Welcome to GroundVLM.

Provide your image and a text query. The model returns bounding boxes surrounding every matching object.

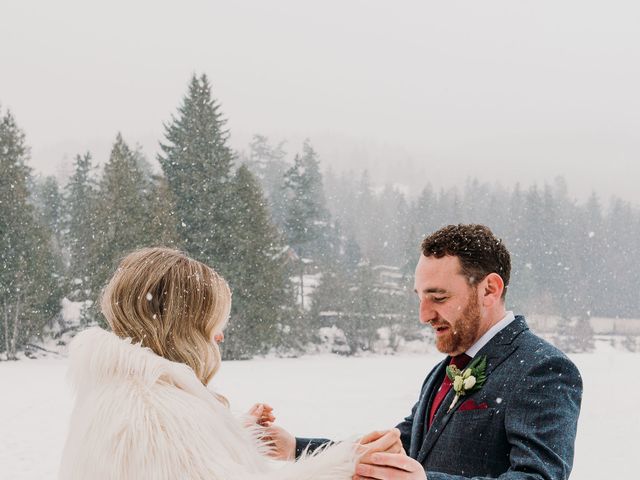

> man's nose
[419,300,436,325]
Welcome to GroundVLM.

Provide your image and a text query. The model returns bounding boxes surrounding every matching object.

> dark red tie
[428,353,472,428]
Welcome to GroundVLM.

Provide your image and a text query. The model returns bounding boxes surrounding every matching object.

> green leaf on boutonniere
[445,364,462,381]
[446,355,488,412]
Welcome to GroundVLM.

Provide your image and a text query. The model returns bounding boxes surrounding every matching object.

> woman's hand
[263,424,296,461]
[245,403,275,427]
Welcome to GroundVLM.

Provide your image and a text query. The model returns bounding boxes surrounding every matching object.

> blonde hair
[101,247,231,390]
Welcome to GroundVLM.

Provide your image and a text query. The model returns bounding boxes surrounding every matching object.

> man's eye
[433,297,447,303]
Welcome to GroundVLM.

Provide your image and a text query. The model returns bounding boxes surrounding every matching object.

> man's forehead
[416,254,462,273]
[413,286,449,294]
[414,255,464,289]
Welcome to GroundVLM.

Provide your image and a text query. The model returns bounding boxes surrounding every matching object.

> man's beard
[435,292,481,355]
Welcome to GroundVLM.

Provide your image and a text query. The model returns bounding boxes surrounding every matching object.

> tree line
[1,74,638,360]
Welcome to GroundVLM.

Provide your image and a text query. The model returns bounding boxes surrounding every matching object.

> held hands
[244,406,425,479]
[354,429,426,480]
[262,425,406,465]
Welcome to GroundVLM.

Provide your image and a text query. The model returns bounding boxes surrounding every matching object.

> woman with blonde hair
[59,247,399,479]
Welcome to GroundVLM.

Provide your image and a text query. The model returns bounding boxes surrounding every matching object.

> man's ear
[481,273,504,307]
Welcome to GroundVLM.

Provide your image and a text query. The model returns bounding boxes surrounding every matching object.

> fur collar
[68,327,217,407]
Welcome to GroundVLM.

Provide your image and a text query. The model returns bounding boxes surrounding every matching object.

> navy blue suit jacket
[297,316,583,479]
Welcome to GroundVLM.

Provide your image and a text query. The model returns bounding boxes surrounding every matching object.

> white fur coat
[59,328,356,480]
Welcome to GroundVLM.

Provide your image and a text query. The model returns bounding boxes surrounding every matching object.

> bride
[59,247,400,479]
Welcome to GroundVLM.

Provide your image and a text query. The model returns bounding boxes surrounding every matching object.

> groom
[269,224,582,479]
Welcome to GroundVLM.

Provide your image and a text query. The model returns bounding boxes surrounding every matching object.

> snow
[1,352,637,479]
[60,298,83,324]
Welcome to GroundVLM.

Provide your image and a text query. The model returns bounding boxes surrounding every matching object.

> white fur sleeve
[254,440,358,480]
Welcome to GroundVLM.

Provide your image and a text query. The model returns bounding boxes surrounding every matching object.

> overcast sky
[1,0,639,204]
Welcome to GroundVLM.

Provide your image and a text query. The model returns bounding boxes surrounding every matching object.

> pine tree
[222,165,295,358]
[603,197,637,316]
[310,259,387,355]
[344,235,363,272]
[310,258,353,330]
[244,135,289,227]
[64,152,99,295]
[401,224,421,276]
[345,261,381,353]
[87,133,155,313]
[282,140,330,259]
[376,185,410,266]
[146,174,180,247]
[413,184,436,238]
[33,176,64,248]
[353,171,379,259]
[560,189,598,317]
[0,108,61,359]
[158,74,235,271]
[282,140,341,321]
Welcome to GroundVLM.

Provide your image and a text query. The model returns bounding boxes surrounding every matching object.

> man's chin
[435,337,470,356]
[435,338,455,355]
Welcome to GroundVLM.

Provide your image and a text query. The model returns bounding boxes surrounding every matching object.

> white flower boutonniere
[446,355,488,412]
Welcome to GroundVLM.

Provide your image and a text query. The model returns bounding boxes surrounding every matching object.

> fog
[2,5,639,475]
[1,0,639,202]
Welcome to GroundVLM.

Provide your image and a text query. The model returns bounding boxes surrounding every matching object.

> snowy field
[1,351,637,479]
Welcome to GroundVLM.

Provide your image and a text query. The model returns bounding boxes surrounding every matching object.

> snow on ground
[1,352,637,479]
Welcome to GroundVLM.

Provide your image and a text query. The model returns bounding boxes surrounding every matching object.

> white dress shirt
[465,311,516,358]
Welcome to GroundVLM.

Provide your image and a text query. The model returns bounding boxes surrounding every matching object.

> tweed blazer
[397,315,582,479]
[297,316,582,479]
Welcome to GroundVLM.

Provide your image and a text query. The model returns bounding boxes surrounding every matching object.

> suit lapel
[416,316,529,463]
[409,358,448,459]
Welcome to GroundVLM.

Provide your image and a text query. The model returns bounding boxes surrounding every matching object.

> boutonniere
[446,355,487,412]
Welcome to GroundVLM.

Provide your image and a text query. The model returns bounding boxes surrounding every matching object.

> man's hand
[263,424,296,461]
[245,403,275,427]
[358,429,405,460]
[354,429,407,480]
[354,452,426,480]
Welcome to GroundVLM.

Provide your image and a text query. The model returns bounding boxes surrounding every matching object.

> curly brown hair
[421,224,511,299]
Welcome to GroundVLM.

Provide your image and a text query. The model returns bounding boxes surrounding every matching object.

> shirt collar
[465,311,515,358]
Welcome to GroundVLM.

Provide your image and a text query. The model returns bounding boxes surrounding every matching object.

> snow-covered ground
[1,351,636,479]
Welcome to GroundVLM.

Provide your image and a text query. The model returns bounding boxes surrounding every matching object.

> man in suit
[268,224,582,479]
